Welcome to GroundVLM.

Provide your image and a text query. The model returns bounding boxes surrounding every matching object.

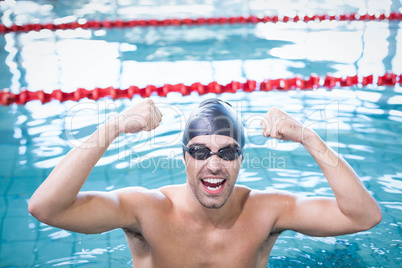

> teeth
[203,178,224,184]
[206,184,223,191]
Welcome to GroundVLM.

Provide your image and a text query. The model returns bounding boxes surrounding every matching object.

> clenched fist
[117,98,163,134]
[260,107,305,144]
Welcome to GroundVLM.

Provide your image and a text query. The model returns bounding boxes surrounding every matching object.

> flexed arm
[261,107,382,236]
[28,98,162,234]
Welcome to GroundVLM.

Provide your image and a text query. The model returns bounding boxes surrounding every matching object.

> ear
[182,152,189,173]
[182,150,186,164]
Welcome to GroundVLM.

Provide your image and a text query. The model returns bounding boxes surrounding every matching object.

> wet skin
[28,100,382,268]
[122,135,282,267]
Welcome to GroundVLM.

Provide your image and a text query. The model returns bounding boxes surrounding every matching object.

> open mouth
[201,178,226,194]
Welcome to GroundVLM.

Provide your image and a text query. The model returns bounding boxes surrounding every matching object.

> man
[29,98,382,268]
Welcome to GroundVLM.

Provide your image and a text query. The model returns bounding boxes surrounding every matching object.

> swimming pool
[0,0,401,267]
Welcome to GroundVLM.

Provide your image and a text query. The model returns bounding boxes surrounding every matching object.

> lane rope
[1,12,401,34]
[1,72,400,105]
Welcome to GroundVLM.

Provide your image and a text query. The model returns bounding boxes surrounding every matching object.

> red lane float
[1,72,400,105]
[1,12,401,34]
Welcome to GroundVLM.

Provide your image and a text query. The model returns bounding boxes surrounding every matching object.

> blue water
[1,0,402,267]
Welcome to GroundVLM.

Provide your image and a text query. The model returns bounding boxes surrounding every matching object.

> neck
[183,183,240,227]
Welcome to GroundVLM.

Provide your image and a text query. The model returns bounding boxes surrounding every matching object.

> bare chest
[126,214,277,268]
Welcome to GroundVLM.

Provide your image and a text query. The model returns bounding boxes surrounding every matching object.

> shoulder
[243,187,299,211]
[114,186,165,198]
[236,186,300,233]
[251,188,297,199]
[114,186,173,210]
[115,184,185,204]
[240,185,296,200]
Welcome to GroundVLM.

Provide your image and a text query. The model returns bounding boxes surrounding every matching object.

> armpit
[123,228,151,256]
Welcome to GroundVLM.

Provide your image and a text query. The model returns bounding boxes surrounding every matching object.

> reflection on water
[1,3,402,92]
[2,87,401,267]
[0,0,401,267]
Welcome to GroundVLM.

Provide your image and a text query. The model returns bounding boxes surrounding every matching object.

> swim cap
[182,98,245,148]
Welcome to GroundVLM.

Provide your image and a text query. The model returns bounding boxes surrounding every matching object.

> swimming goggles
[182,144,242,161]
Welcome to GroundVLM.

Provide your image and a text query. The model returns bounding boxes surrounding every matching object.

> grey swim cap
[182,98,245,148]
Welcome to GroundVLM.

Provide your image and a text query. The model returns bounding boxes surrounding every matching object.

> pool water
[1,0,401,267]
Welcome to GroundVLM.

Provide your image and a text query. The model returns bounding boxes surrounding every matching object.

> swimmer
[29,98,382,267]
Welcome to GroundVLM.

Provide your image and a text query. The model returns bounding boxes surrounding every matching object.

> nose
[205,154,222,174]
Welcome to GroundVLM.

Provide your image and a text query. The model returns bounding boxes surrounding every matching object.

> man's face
[184,134,242,209]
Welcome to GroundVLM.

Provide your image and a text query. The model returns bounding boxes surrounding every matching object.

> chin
[199,199,227,209]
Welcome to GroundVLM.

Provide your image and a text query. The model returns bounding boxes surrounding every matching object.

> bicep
[48,187,145,234]
[274,195,363,237]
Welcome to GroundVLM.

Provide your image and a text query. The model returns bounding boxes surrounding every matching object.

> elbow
[28,198,42,221]
[360,207,382,231]
[28,197,52,224]
[370,208,383,229]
